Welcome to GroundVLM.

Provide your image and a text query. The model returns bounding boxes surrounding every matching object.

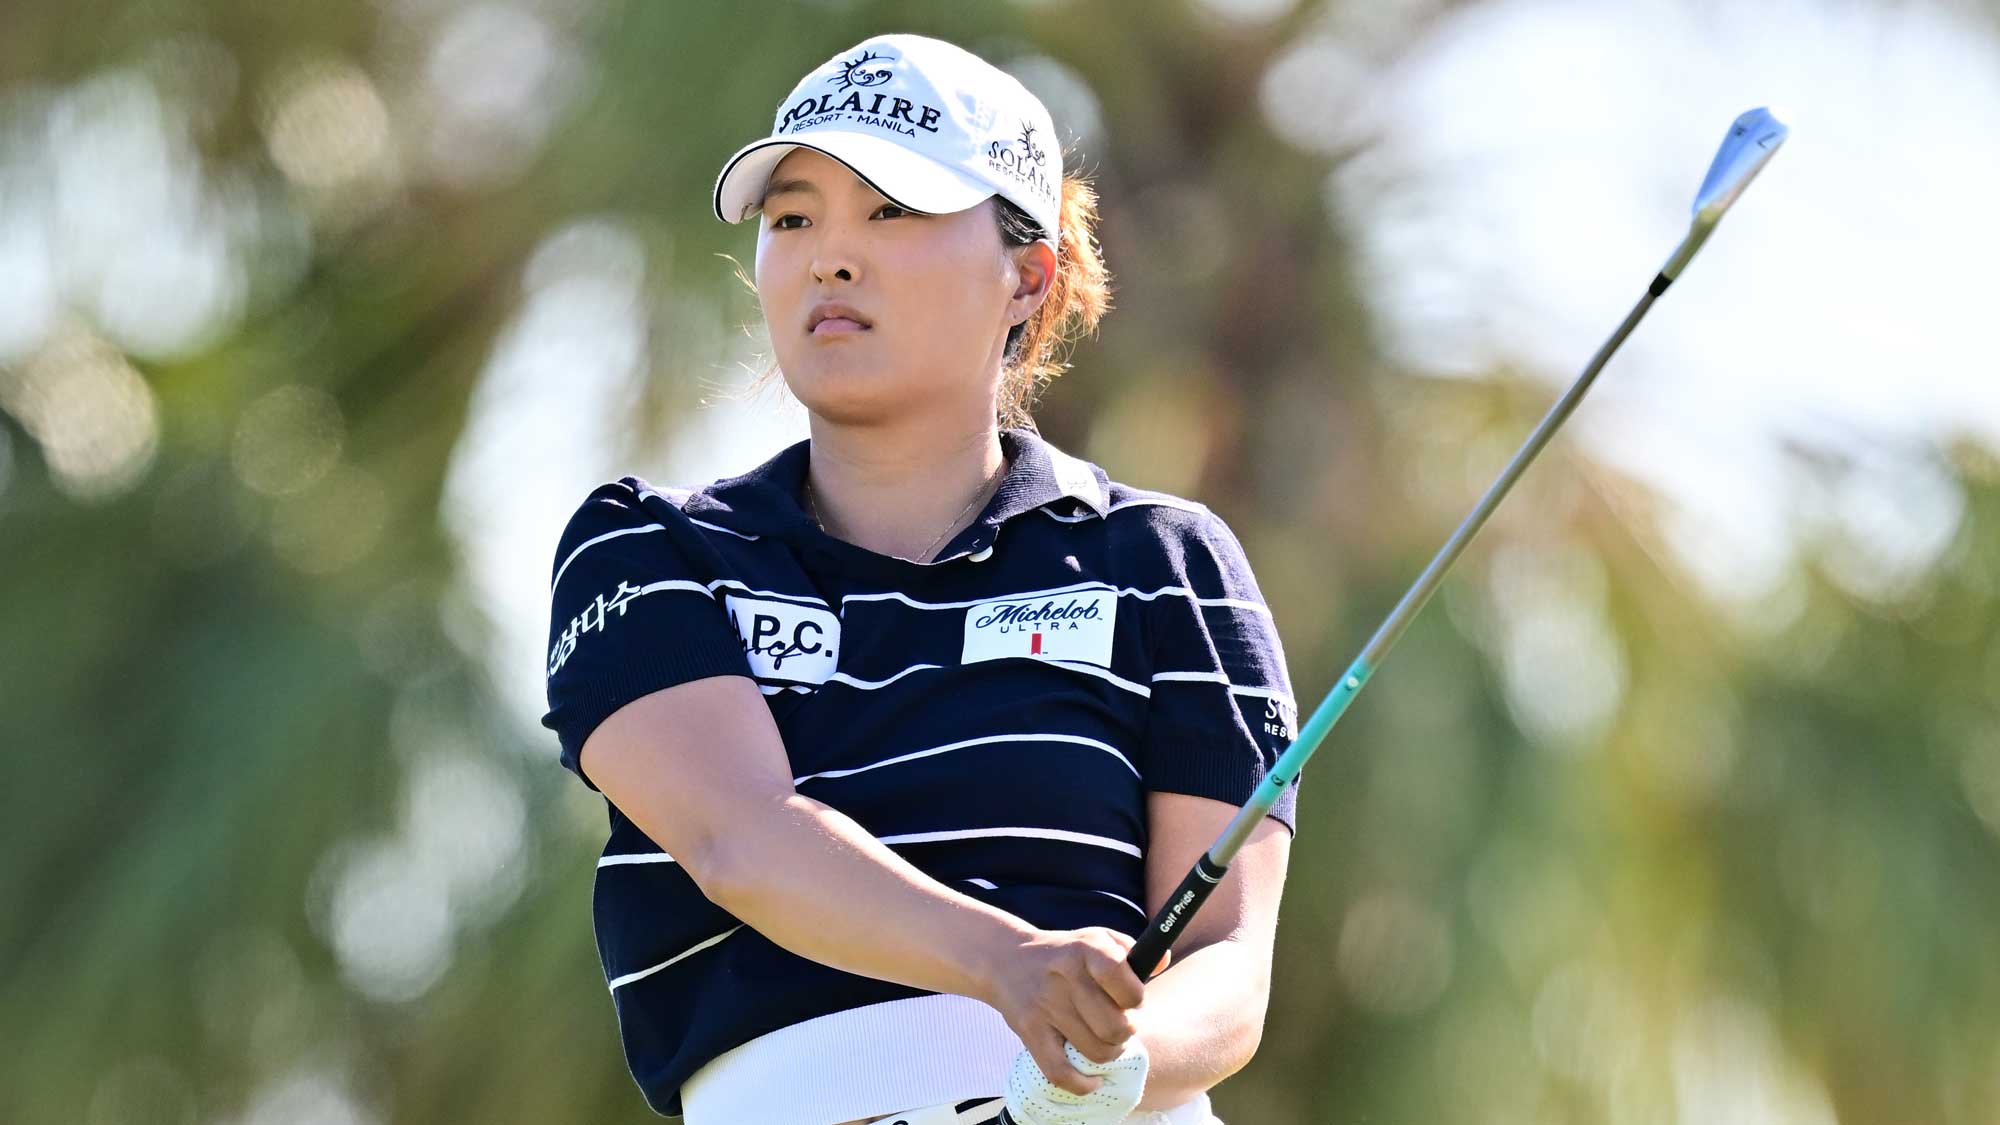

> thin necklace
[806,459,1006,564]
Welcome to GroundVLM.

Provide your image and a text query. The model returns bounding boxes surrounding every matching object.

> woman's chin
[784,366,916,422]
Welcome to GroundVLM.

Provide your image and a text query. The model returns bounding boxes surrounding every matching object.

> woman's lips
[807,302,871,335]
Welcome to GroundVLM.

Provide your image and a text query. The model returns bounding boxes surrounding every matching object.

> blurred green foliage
[5,1,1999,1123]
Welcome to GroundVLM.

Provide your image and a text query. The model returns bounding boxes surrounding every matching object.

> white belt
[863,1093,1219,1125]
[682,992,1223,1125]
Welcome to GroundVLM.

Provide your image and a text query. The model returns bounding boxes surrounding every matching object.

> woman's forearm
[695,791,1032,1004]
[1129,938,1270,1110]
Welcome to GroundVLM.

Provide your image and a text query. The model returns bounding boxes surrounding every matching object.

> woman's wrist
[962,912,1041,1008]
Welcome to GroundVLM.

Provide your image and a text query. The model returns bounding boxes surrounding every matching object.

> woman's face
[753,147,1049,426]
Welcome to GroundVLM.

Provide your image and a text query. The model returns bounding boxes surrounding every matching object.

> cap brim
[713,130,996,225]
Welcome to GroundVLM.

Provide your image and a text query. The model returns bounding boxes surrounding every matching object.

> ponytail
[994,172,1112,427]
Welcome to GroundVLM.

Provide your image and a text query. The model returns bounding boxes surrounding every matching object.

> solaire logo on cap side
[985,121,1055,203]
[833,49,894,91]
[777,49,944,137]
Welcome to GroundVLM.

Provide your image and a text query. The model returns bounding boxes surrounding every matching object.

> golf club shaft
[1004,271,1669,1123]
[998,111,1783,1117]
[1125,269,1680,980]
[1010,273,1659,1125]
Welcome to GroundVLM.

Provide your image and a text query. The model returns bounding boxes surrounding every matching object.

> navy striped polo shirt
[541,425,1300,1116]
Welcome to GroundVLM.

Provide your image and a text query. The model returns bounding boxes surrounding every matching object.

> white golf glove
[1003,1038,1149,1125]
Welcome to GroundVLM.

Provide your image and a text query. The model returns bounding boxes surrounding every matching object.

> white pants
[852,1092,1222,1124]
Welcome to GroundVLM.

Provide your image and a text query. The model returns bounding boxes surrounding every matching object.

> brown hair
[733,171,1112,428]
[993,172,1113,428]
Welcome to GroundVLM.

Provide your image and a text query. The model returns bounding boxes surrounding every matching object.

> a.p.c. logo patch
[724,594,840,684]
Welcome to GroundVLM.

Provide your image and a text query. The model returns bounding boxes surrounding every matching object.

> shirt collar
[681,425,1109,547]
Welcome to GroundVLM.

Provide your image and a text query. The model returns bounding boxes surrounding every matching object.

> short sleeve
[540,481,753,791]
[1141,506,1300,834]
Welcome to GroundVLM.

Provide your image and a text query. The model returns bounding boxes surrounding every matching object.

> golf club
[1126,106,1790,977]
[1000,105,1786,1125]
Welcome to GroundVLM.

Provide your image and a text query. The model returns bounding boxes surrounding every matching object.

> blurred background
[6,0,2000,1122]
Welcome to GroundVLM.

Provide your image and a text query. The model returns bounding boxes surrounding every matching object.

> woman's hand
[1005,1039,1149,1125]
[976,926,1153,1095]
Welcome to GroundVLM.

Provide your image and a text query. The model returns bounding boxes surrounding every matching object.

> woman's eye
[769,206,904,227]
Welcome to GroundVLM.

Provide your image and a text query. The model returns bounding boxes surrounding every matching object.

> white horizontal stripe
[597,819,1144,873]
[757,683,814,695]
[1095,889,1146,917]
[598,851,677,867]
[689,517,758,540]
[1225,683,1295,705]
[838,580,1269,618]
[841,579,1117,610]
[826,664,944,690]
[708,579,833,608]
[1043,658,1151,698]
[1152,670,1294,707]
[550,522,664,593]
[615,481,695,512]
[1038,496,1209,522]
[819,656,1148,698]
[1110,496,1209,516]
[634,578,712,598]
[623,482,685,506]
[957,879,1143,919]
[1151,670,1232,687]
[607,925,743,991]
[794,732,1137,785]
[1159,588,1273,616]
[1197,596,1272,615]
[879,827,1142,859]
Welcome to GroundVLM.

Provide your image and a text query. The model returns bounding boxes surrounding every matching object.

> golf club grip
[1128,853,1229,979]
[989,860,1226,1125]
[993,858,1224,1125]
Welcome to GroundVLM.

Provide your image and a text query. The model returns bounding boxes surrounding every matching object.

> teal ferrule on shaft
[1247,656,1373,810]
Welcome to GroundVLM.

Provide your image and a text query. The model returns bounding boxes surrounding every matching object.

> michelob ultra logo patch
[962,589,1117,668]
[724,594,840,684]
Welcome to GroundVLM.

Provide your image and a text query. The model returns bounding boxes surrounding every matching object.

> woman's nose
[810,234,860,284]
[812,258,856,283]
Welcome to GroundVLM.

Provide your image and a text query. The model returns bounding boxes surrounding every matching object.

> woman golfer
[542,33,1297,1125]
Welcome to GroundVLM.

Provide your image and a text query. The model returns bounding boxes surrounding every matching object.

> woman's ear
[1008,239,1058,323]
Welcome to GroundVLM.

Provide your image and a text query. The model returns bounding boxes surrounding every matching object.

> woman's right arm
[579,672,1142,1093]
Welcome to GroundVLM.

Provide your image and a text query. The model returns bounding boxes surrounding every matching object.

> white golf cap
[712,34,1062,244]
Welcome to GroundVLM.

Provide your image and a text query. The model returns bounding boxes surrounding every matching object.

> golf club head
[1692,106,1789,227]
[1658,106,1789,284]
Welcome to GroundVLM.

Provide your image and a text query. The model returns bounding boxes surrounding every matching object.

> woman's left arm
[1130,791,1293,1111]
